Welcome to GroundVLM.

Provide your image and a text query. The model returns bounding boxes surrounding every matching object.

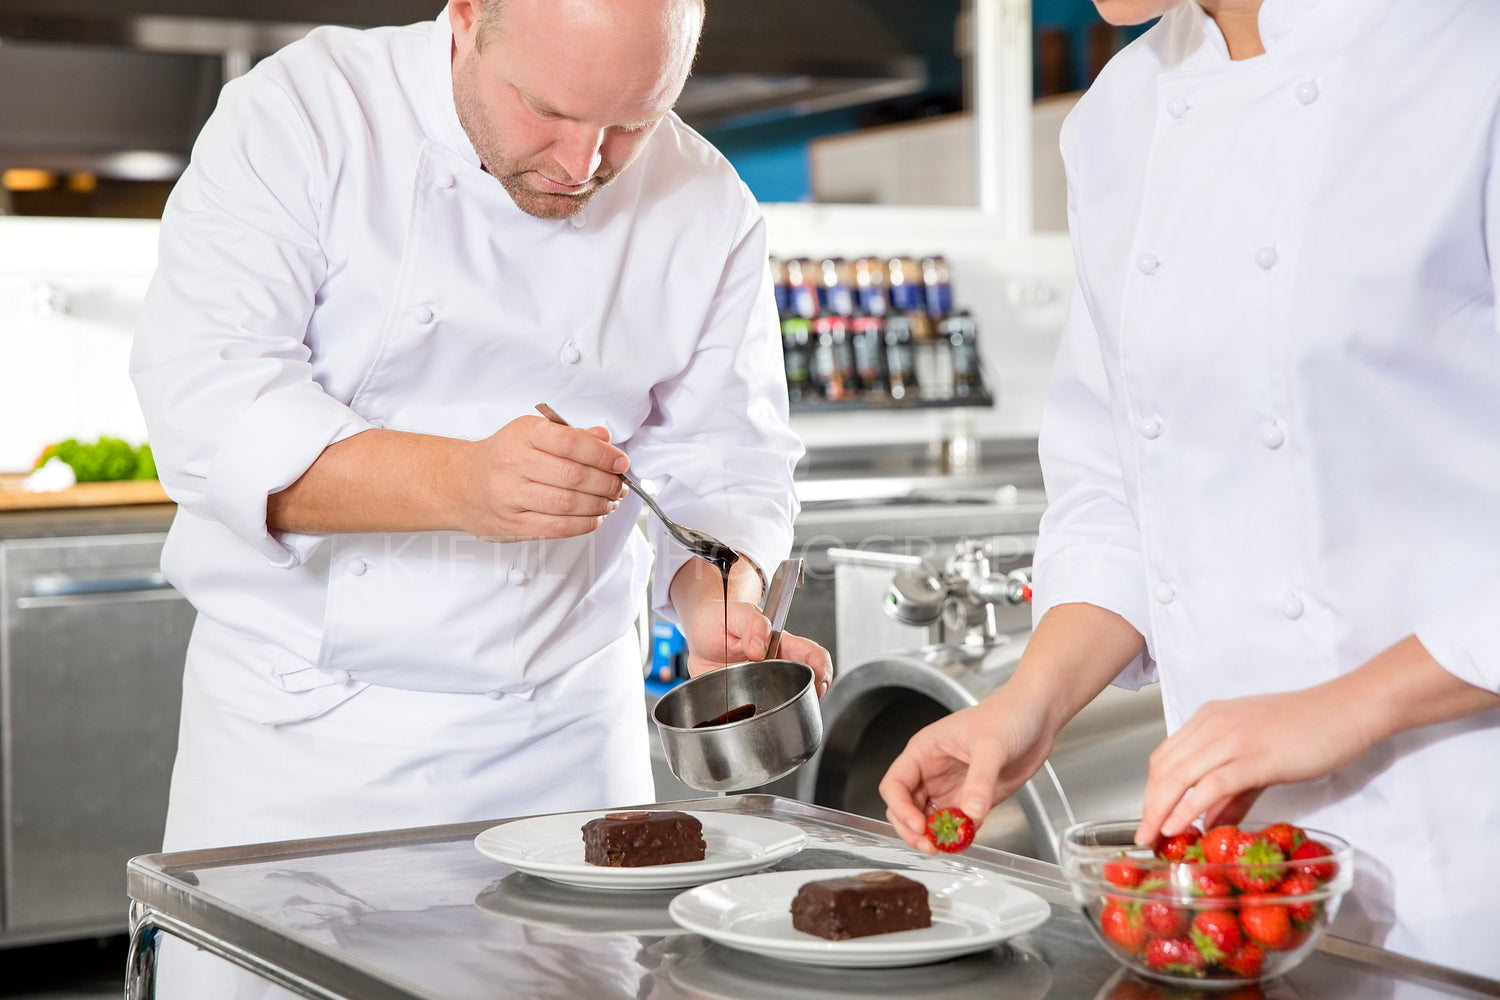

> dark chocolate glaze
[581,810,706,867]
[692,703,757,728]
[790,871,932,940]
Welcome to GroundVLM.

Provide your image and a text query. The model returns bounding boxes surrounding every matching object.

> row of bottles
[771,255,988,406]
[772,255,954,323]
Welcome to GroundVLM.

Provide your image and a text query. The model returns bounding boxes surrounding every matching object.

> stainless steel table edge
[126,819,500,1000]
[1315,936,1500,998]
[123,794,1500,1000]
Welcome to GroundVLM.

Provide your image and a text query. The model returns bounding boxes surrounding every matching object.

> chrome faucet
[885,539,1031,645]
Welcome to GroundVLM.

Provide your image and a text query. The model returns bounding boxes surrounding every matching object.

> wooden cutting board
[0,475,172,511]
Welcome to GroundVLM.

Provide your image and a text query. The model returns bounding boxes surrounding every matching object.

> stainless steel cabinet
[0,532,193,944]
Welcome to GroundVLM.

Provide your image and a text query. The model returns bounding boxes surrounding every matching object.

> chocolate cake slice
[581,810,706,867]
[790,870,932,940]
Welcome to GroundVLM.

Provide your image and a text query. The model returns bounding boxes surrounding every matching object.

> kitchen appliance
[0,526,191,945]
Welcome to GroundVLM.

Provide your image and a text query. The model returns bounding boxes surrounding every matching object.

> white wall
[0,217,158,472]
[808,93,1081,234]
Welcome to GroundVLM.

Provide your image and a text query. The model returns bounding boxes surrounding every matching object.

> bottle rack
[774,254,993,413]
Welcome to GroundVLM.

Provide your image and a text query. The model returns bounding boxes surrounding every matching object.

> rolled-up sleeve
[630,198,800,622]
[130,73,370,568]
[1032,249,1156,689]
[1414,571,1500,694]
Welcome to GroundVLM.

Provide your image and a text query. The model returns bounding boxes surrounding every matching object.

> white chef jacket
[131,10,800,729]
[1034,0,1500,977]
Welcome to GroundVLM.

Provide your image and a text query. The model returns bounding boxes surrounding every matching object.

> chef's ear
[449,0,484,54]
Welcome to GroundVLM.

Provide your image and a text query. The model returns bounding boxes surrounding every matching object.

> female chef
[880,0,1500,979]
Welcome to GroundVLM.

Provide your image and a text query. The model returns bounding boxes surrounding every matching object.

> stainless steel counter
[126,795,1499,1000]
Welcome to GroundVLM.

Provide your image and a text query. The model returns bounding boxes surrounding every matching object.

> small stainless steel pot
[653,657,822,792]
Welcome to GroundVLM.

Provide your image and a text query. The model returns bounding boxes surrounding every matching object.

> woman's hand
[1135,634,1500,846]
[878,687,1057,855]
[879,602,1147,855]
[1134,684,1369,846]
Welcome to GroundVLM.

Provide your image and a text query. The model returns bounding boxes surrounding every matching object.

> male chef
[132,0,828,992]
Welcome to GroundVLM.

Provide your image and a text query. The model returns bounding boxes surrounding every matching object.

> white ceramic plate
[473,811,808,890]
[668,868,1052,968]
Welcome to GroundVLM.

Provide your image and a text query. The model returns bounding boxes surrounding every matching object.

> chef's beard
[451,50,617,221]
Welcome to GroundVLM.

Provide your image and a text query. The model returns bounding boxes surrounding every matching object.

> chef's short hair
[477,0,705,48]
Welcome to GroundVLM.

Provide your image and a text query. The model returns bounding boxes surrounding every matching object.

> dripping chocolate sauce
[692,543,758,729]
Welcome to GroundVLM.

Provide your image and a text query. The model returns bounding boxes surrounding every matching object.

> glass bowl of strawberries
[1060,819,1353,986]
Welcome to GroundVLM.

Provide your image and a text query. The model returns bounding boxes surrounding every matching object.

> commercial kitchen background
[0,0,1168,992]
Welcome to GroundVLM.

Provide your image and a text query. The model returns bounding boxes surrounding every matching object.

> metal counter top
[126,796,1499,1000]
[0,502,176,540]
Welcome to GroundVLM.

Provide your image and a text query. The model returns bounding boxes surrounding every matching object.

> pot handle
[761,557,803,659]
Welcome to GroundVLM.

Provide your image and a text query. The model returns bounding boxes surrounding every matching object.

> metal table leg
[126,898,351,1000]
[125,901,157,1000]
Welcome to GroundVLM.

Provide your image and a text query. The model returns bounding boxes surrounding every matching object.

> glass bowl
[1060,820,1353,986]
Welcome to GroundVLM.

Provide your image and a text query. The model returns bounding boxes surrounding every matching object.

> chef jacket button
[486,688,504,700]
[346,558,367,576]
[1254,245,1278,270]
[413,305,435,325]
[569,213,588,230]
[559,341,582,365]
[1154,583,1177,604]
[508,567,528,586]
[333,668,353,685]
[1136,253,1161,275]
[1166,97,1190,119]
[1260,420,1286,449]
[435,172,456,190]
[1282,593,1305,619]
[1295,80,1320,105]
[1139,416,1164,439]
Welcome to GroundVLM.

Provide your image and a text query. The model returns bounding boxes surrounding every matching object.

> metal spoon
[534,403,739,569]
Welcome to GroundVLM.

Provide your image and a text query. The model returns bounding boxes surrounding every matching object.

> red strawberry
[1132,875,1190,937]
[1259,822,1305,856]
[1201,824,1245,865]
[1241,900,1293,950]
[1221,940,1266,978]
[1229,834,1286,893]
[1277,871,1320,924]
[1099,899,1149,954]
[1154,827,1203,863]
[1104,858,1147,888]
[925,807,976,853]
[1145,936,1207,976]
[1290,839,1337,882]
[1187,865,1234,898]
[1189,909,1242,963]
[1142,894,1190,937]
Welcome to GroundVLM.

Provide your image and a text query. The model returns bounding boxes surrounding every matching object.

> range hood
[0,0,927,178]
